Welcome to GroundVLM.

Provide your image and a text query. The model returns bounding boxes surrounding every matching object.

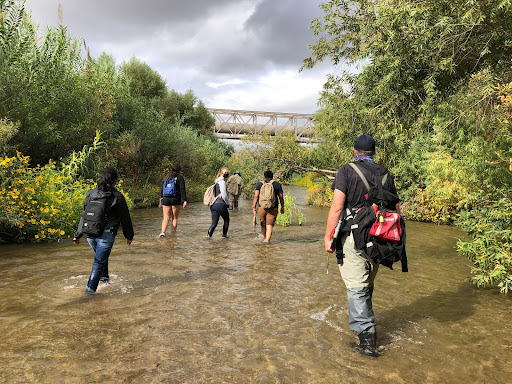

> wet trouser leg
[346,287,376,334]
[208,201,230,237]
[101,260,109,280]
[338,232,379,335]
[86,232,116,292]
[208,206,220,236]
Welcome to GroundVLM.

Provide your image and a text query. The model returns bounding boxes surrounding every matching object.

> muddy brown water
[1,186,511,383]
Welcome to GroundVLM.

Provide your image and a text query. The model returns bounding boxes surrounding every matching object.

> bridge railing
[207,108,315,141]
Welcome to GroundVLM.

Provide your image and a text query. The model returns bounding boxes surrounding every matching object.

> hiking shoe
[158,232,166,238]
[350,331,378,358]
[85,287,95,294]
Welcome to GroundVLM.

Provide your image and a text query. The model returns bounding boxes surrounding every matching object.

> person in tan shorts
[252,170,284,243]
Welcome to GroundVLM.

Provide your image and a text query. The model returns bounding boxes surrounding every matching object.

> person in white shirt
[207,167,230,238]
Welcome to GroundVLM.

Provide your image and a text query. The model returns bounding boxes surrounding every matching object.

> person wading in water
[207,167,230,238]
[159,164,187,238]
[324,135,401,357]
[252,170,285,243]
[73,167,134,294]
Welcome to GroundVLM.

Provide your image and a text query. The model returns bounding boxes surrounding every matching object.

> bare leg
[171,205,181,232]
[265,224,273,242]
[161,205,172,234]
[260,224,266,239]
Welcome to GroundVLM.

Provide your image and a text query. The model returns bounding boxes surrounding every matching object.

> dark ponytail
[97,167,118,192]
[165,164,181,180]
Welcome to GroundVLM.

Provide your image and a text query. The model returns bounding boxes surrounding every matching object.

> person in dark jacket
[73,167,134,294]
[159,164,188,238]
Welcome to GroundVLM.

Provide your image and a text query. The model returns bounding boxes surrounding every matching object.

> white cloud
[207,79,251,89]
[205,68,330,114]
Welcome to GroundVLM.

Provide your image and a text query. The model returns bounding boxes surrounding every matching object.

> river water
[1,186,511,383]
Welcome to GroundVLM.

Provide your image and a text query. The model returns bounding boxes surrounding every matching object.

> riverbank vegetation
[300,0,512,293]
[0,1,230,242]
[275,194,305,227]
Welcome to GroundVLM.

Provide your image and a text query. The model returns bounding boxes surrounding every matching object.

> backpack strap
[349,162,388,191]
[348,163,370,191]
[350,162,390,205]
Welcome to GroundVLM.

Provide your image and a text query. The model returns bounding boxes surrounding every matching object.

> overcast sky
[22,0,334,114]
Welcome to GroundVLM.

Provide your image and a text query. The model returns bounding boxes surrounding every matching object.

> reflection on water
[1,186,511,383]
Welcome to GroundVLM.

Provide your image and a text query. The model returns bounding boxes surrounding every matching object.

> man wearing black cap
[324,134,400,357]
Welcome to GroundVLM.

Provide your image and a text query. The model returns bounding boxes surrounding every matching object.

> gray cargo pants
[338,231,379,335]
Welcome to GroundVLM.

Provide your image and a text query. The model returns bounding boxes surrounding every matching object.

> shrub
[0,152,93,242]
[0,140,132,242]
[457,198,512,294]
[275,194,304,226]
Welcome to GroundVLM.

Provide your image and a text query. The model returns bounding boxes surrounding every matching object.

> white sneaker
[158,232,166,238]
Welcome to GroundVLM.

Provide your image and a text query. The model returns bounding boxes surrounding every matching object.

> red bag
[369,205,402,243]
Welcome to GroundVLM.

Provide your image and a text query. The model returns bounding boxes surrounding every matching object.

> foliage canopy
[303,0,512,292]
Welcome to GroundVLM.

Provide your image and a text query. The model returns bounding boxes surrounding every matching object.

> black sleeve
[179,176,187,202]
[117,193,134,240]
[277,182,284,195]
[331,165,349,194]
[385,175,399,202]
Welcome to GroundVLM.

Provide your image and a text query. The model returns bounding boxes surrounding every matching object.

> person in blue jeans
[73,167,134,294]
[207,166,230,238]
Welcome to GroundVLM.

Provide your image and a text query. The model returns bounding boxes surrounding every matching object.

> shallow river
[1,186,511,383]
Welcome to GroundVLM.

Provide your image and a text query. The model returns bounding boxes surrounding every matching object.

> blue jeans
[86,231,116,292]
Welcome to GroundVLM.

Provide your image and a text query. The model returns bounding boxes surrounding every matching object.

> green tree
[155,89,215,137]
[302,0,512,292]
[119,57,167,100]
[0,0,114,164]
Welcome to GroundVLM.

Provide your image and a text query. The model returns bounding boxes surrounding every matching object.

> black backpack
[81,194,113,238]
[342,162,408,272]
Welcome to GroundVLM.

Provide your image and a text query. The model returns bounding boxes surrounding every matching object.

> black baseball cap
[354,135,375,152]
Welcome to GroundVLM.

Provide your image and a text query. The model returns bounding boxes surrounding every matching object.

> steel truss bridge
[207,108,315,142]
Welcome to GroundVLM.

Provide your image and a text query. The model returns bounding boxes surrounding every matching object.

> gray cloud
[244,0,323,65]
[23,0,332,113]
[27,0,239,36]
[200,0,324,75]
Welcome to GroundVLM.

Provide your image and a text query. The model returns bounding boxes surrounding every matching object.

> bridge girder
[207,108,316,141]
